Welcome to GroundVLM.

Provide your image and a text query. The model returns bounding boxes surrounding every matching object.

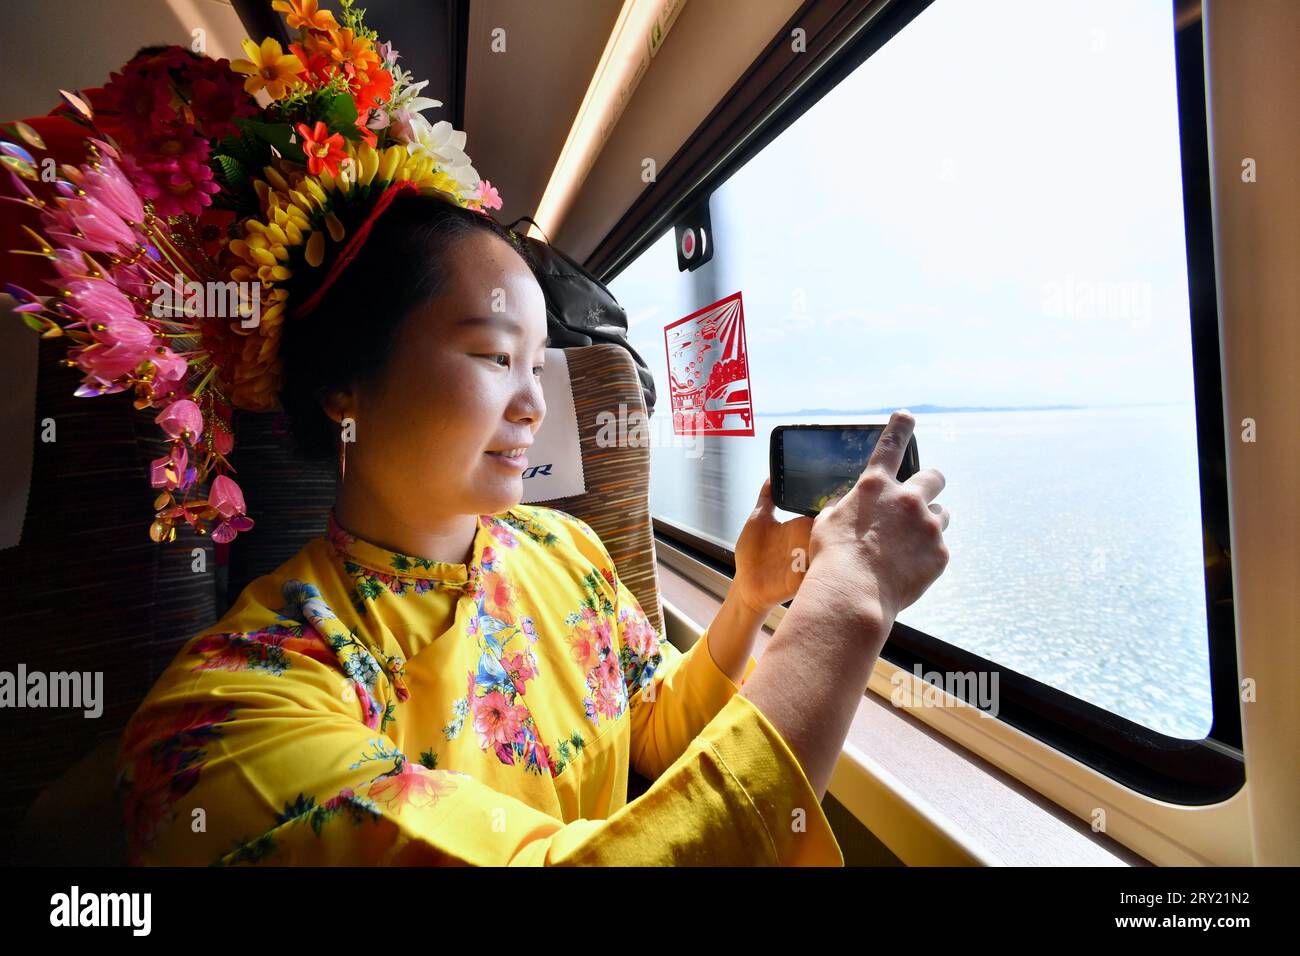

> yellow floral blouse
[115,504,844,866]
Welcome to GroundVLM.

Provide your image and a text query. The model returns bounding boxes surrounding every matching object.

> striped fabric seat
[540,344,664,639]
[2,337,217,864]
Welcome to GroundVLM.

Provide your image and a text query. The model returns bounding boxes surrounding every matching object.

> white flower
[391,77,441,116]
[404,115,479,194]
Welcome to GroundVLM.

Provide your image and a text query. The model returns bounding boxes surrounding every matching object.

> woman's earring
[337,414,354,485]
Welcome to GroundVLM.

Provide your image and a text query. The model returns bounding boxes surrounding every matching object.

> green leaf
[233,117,307,165]
[276,793,316,825]
[213,131,262,169]
[321,92,358,135]
[209,152,259,218]
[213,154,245,189]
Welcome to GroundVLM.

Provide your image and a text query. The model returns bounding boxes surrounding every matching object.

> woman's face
[327,229,549,524]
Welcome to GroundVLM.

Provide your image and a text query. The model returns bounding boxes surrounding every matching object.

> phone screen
[772,425,920,517]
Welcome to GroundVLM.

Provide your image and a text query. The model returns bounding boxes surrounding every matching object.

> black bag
[507,216,657,416]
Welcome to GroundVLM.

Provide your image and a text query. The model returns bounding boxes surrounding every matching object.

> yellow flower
[231,37,304,101]
[271,0,337,32]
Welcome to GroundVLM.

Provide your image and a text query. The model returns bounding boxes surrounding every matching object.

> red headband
[292,179,421,320]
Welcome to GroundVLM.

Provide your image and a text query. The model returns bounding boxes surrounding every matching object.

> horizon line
[754,400,1194,416]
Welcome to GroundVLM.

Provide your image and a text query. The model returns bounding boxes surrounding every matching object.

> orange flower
[230,37,303,101]
[271,0,337,32]
[296,121,346,176]
[354,113,377,148]
[289,41,335,87]
[565,624,599,670]
[299,28,337,59]
[328,27,381,72]
[352,66,392,112]
[481,570,518,625]
[347,67,392,148]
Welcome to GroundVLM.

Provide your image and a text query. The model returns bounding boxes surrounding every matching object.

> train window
[609,0,1214,741]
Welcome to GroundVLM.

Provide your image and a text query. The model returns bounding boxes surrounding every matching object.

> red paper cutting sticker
[663,291,754,436]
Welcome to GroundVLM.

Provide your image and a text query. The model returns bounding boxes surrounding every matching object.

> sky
[609,0,1197,413]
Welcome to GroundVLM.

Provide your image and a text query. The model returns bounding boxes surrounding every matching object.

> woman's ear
[317,385,356,427]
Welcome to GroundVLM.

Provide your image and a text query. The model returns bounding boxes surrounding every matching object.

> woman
[115,194,951,866]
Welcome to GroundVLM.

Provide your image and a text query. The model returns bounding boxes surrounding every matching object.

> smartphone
[770,424,920,517]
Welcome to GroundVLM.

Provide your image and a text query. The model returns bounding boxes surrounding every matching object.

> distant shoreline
[755,401,1193,416]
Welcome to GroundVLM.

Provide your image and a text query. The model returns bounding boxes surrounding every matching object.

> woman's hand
[806,410,950,624]
[732,477,815,615]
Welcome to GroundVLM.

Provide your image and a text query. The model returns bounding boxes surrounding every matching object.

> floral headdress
[1,0,502,544]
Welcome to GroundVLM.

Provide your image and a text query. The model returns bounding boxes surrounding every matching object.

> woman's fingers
[908,467,946,503]
[865,409,915,479]
[928,502,950,531]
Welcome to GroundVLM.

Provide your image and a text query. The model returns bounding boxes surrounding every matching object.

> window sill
[656,560,1150,866]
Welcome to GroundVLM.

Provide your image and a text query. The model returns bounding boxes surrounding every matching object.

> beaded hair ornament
[0,0,502,544]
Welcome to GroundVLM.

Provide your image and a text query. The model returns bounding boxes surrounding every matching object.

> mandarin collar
[324,507,494,591]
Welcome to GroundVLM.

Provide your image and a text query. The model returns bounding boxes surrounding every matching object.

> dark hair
[277,194,539,460]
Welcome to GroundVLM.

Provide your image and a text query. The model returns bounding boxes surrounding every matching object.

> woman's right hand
[805,410,950,624]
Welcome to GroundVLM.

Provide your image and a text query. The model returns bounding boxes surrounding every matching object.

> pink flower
[501,651,537,695]
[472,689,527,750]
[94,315,153,351]
[81,155,145,224]
[620,612,658,659]
[367,762,456,811]
[594,679,623,721]
[64,279,138,327]
[156,399,203,442]
[592,616,613,655]
[376,41,399,69]
[42,193,136,254]
[208,474,246,519]
[47,249,84,279]
[597,653,621,688]
[107,258,159,300]
[63,281,154,384]
[475,179,502,210]
[149,348,190,396]
[76,343,146,382]
[387,106,419,144]
[150,443,189,491]
[123,132,220,218]
[212,517,255,544]
[208,474,254,543]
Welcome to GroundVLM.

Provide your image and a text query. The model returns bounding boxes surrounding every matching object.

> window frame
[593,0,1244,805]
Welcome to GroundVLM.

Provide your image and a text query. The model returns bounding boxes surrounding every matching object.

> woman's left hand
[732,477,815,615]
